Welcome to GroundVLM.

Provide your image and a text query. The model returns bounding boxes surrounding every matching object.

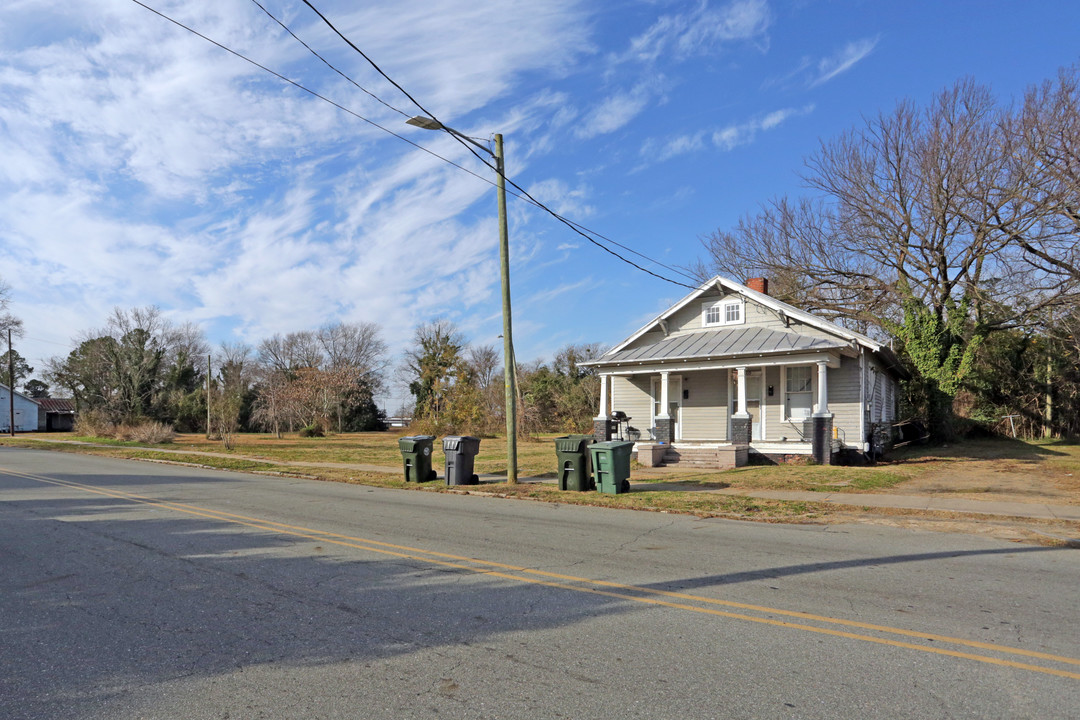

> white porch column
[657,370,670,418]
[734,366,749,418]
[596,373,609,419]
[816,360,831,417]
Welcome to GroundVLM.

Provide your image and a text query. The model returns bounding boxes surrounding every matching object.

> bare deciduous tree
[697,71,1080,437]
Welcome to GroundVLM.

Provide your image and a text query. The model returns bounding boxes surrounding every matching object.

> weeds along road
[2,446,1078,719]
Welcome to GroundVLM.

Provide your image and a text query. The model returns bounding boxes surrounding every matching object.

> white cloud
[0,0,598,370]
[625,0,771,63]
[639,104,813,163]
[526,178,595,219]
[574,85,653,138]
[810,36,879,87]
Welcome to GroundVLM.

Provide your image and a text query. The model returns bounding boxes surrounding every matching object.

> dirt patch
[825,508,1080,547]
[885,459,1080,505]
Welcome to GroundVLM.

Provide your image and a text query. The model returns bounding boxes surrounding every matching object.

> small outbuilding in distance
[0,384,46,434]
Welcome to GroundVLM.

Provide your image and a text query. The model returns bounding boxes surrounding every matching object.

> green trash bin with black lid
[398,435,437,482]
[554,434,595,491]
[443,435,481,485]
[589,441,633,494]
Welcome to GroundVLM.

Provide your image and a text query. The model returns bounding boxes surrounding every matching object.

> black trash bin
[554,434,595,491]
[589,440,633,494]
[443,435,481,485]
[398,435,437,482]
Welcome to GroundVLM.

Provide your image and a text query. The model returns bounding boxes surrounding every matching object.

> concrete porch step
[660,447,730,467]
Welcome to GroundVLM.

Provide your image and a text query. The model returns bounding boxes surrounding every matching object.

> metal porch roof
[594,326,846,366]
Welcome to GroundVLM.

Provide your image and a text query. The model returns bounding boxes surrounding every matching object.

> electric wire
[298,0,698,289]
[131,0,698,290]
[128,0,498,189]
[248,0,412,120]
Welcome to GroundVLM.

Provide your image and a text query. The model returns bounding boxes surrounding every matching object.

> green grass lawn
[6,432,1077,526]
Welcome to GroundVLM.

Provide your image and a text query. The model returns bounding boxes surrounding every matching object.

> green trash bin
[554,434,596,491]
[398,435,437,482]
[443,435,481,486]
[589,441,633,494]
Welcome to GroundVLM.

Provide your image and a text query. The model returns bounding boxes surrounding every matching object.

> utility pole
[495,133,518,484]
[206,353,212,439]
[405,116,518,483]
[8,329,14,436]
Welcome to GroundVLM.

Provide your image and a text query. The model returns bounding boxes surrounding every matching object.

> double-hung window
[702,299,744,327]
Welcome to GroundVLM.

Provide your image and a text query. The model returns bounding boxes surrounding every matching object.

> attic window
[702,299,744,327]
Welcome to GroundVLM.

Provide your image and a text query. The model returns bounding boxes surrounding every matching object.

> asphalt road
[1,446,1077,719]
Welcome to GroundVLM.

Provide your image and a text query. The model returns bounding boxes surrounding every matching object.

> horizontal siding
[681,369,729,440]
[669,289,726,333]
[762,365,788,441]
[830,355,862,446]
[744,299,787,330]
[611,375,652,431]
[787,318,844,343]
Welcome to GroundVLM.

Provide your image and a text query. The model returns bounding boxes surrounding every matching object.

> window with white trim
[785,365,813,421]
[702,299,744,327]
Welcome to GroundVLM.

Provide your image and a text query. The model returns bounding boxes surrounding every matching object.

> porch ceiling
[595,326,846,365]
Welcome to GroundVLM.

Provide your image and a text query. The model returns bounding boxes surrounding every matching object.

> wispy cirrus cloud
[639,104,813,164]
[0,0,597,368]
[809,36,879,87]
[574,84,654,138]
[624,0,772,63]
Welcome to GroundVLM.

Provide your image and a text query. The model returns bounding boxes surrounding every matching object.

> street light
[406,116,518,484]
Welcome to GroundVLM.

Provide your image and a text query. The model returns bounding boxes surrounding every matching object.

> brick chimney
[746,277,769,296]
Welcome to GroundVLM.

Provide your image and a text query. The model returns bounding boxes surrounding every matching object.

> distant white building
[0,384,41,433]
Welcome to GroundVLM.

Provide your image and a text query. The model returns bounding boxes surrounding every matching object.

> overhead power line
[298,1,698,288]
[130,0,698,289]
[248,0,412,120]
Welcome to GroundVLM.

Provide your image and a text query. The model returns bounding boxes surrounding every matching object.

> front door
[652,376,682,441]
[730,369,764,442]
[747,400,762,441]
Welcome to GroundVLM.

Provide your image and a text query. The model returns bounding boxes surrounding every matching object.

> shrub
[126,421,176,445]
[74,410,115,439]
[299,425,325,438]
[75,412,174,444]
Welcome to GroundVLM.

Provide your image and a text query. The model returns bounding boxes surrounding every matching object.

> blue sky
[2,0,1078,408]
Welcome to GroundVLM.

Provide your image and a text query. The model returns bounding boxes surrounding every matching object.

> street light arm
[406,116,494,158]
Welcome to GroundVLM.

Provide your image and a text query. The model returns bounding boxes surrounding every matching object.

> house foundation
[593,417,612,442]
[810,415,834,465]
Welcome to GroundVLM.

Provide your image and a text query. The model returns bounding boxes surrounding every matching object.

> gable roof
[0,383,39,405]
[585,276,908,377]
[37,398,76,413]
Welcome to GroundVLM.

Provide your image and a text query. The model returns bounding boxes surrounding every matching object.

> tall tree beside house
[518,343,605,434]
[44,306,210,425]
[23,379,50,399]
[0,278,23,339]
[0,349,33,389]
[698,69,1080,440]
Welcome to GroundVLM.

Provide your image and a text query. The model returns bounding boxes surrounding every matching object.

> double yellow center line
[5,467,1078,681]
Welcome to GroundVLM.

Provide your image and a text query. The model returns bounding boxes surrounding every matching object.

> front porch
[592,358,841,467]
[632,440,823,469]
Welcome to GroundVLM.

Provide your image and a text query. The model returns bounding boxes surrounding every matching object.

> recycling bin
[554,434,596,491]
[398,435,437,482]
[589,441,634,494]
[443,435,481,486]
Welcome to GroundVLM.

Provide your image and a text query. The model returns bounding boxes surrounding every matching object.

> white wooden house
[0,384,43,433]
[582,277,907,466]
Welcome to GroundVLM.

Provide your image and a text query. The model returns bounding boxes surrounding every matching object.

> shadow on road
[639,545,1070,594]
